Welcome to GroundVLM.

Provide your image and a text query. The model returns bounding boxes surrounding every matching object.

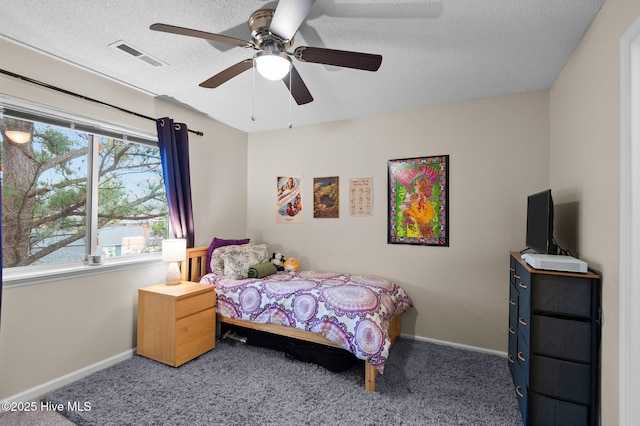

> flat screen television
[525,189,557,255]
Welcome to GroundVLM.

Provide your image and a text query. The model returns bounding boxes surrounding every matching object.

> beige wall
[247,90,550,350]
[549,0,640,424]
[0,40,248,399]
[0,265,166,398]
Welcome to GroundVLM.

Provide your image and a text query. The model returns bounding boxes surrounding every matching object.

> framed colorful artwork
[276,175,303,223]
[388,155,449,246]
[313,176,339,218]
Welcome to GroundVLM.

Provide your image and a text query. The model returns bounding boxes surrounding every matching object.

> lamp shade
[255,52,291,81]
[162,239,186,262]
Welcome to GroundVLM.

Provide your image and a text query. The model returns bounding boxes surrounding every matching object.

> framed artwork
[313,176,339,218]
[388,155,449,246]
[276,175,303,223]
[350,177,373,217]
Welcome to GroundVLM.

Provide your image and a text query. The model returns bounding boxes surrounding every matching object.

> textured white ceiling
[0,0,604,133]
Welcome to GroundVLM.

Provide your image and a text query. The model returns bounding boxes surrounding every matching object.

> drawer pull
[514,274,520,279]
[509,326,515,335]
[509,299,516,306]
[509,268,515,272]
[517,352,526,362]
[508,354,514,364]
[518,282,528,290]
[515,386,524,398]
[518,317,527,326]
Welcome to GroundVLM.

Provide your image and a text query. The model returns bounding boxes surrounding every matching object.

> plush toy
[270,252,286,271]
[283,257,299,272]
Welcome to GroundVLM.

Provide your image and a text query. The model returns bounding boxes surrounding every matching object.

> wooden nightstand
[137,281,216,367]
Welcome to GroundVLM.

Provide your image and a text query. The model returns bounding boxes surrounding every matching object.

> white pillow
[209,249,225,276]
[209,242,256,275]
[211,243,269,279]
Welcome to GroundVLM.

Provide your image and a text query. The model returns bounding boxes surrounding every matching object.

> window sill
[2,254,164,288]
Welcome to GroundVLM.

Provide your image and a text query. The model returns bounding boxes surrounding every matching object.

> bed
[180,245,413,391]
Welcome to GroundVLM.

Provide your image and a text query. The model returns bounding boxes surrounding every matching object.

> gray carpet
[45,337,522,425]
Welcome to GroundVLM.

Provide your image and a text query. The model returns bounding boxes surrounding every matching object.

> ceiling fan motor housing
[249,9,292,50]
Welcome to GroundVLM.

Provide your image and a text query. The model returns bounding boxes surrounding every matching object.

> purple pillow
[205,237,250,273]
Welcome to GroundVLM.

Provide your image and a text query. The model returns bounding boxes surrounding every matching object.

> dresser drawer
[512,360,528,423]
[532,275,592,317]
[530,355,592,405]
[514,262,529,287]
[508,322,517,371]
[176,290,216,319]
[531,315,592,363]
[509,284,518,335]
[514,264,531,306]
[529,393,589,426]
[517,331,530,384]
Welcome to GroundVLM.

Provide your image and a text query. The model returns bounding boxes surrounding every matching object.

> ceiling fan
[150,0,382,105]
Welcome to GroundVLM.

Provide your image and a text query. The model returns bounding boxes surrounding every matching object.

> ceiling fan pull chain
[288,70,293,129]
[251,57,256,122]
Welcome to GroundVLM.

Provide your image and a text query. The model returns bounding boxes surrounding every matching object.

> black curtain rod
[0,68,204,137]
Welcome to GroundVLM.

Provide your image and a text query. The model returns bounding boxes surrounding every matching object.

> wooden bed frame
[180,246,401,391]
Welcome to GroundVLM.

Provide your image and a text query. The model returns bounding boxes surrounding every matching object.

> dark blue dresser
[508,252,601,425]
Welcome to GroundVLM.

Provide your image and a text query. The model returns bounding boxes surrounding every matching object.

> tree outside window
[0,117,168,268]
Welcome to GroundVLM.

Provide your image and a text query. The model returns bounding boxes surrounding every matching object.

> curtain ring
[159,119,165,127]
[174,123,181,131]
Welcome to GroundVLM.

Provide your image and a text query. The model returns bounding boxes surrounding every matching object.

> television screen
[526,189,557,254]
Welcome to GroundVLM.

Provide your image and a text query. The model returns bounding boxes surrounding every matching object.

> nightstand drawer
[176,291,216,319]
[175,308,216,366]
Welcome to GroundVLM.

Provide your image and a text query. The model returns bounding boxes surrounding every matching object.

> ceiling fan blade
[294,46,382,71]
[283,65,313,105]
[269,0,317,41]
[150,23,255,49]
[199,59,254,88]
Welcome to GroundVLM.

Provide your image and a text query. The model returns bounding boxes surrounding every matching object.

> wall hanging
[313,176,339,218]
[349,177,373,217]
[276,175,303,223]
[388,155,449,246]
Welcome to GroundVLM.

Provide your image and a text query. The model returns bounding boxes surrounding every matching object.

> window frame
[1,95,166,288]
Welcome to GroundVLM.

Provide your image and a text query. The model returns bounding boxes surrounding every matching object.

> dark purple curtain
[156,117,194,248]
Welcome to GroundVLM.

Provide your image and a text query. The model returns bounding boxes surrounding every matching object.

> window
[1,113,168,272]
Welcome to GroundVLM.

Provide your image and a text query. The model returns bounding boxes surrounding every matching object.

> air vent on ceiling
[109,40,167,67]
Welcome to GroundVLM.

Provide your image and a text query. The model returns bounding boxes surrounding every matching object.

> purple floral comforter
[200,270,413,373]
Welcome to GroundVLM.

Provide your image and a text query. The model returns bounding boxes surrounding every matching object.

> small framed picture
[313,176,339,218]
[350,177,373,217]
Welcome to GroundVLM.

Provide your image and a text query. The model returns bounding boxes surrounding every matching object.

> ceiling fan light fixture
[255,51,291,81]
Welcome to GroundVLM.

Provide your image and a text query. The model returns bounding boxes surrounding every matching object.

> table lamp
[162,239,186,285]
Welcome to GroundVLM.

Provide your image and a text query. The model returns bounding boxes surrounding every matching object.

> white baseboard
[400,333,508,358]
[1,348,135,406]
